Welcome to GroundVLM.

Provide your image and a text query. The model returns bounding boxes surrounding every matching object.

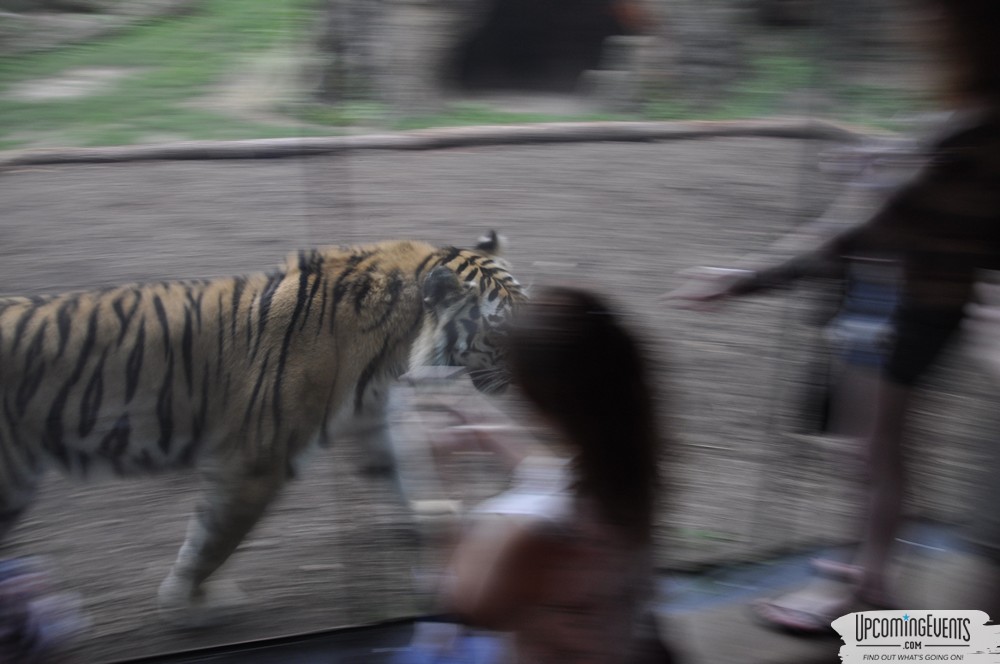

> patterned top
[853,108,1000,312]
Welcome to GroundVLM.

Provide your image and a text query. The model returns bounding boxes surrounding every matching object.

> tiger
[0,231,526,625]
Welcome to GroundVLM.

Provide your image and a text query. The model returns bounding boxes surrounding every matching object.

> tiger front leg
[351,410,416,513]
[157,462,285,627]
[354,394,462,531]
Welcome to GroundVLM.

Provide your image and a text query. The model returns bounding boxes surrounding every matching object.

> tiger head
[412,232,527,394]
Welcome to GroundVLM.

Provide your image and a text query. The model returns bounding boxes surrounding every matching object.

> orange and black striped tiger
[0,231,525,625]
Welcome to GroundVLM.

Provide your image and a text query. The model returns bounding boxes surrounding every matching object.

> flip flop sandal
[751,598,842,637]
[752,593,897,638]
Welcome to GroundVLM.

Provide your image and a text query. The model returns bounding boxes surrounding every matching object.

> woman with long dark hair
[441,285,671,663]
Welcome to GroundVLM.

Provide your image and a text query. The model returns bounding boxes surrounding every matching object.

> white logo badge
[833,610,1000,663]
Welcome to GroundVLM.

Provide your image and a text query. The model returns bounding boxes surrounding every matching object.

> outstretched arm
[664,184,878,307]
[668,113,1000,309]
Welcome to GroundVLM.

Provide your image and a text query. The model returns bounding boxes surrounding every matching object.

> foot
[411,499,463,521]
[809,559,896,607]
[752,580,894,637]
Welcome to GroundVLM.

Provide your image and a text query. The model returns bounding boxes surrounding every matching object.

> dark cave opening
[448,0,641,93]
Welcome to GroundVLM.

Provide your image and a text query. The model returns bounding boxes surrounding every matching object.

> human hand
[431,405,527,471]
[661,266,756,310]
[966,281,1000,381]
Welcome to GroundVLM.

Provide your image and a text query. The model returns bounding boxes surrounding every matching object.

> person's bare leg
[805,364,880,582]
[853,378,911,606]
[754,379,910,633]
[829,364,882,440]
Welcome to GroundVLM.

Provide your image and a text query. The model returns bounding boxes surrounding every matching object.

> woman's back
[509,496,653,664]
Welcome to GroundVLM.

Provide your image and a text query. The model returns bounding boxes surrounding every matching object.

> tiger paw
[157,574,248,628]
[411,499,463,522]
[410,499,463,544]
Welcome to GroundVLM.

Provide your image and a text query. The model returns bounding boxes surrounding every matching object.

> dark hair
[507,286,661,544]
[924,0,1000,104]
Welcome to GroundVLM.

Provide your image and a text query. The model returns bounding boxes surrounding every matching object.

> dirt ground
[1,138,994,662]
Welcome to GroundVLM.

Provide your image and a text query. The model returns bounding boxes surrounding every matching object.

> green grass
[641,54,816,123]
[715,54,821,117]
[643,50,924,129]
[0,0,323,149]
[294,99,627,131]
[828,82,926,130]
[0,8,928,151]
[297,101,390,128]
[391,103,628,131]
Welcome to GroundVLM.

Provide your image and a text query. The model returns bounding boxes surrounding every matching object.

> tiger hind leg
[158,463,285,627]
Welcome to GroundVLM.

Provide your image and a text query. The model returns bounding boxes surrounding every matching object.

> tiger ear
[475,230,505,256]
[423,266,463,308]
